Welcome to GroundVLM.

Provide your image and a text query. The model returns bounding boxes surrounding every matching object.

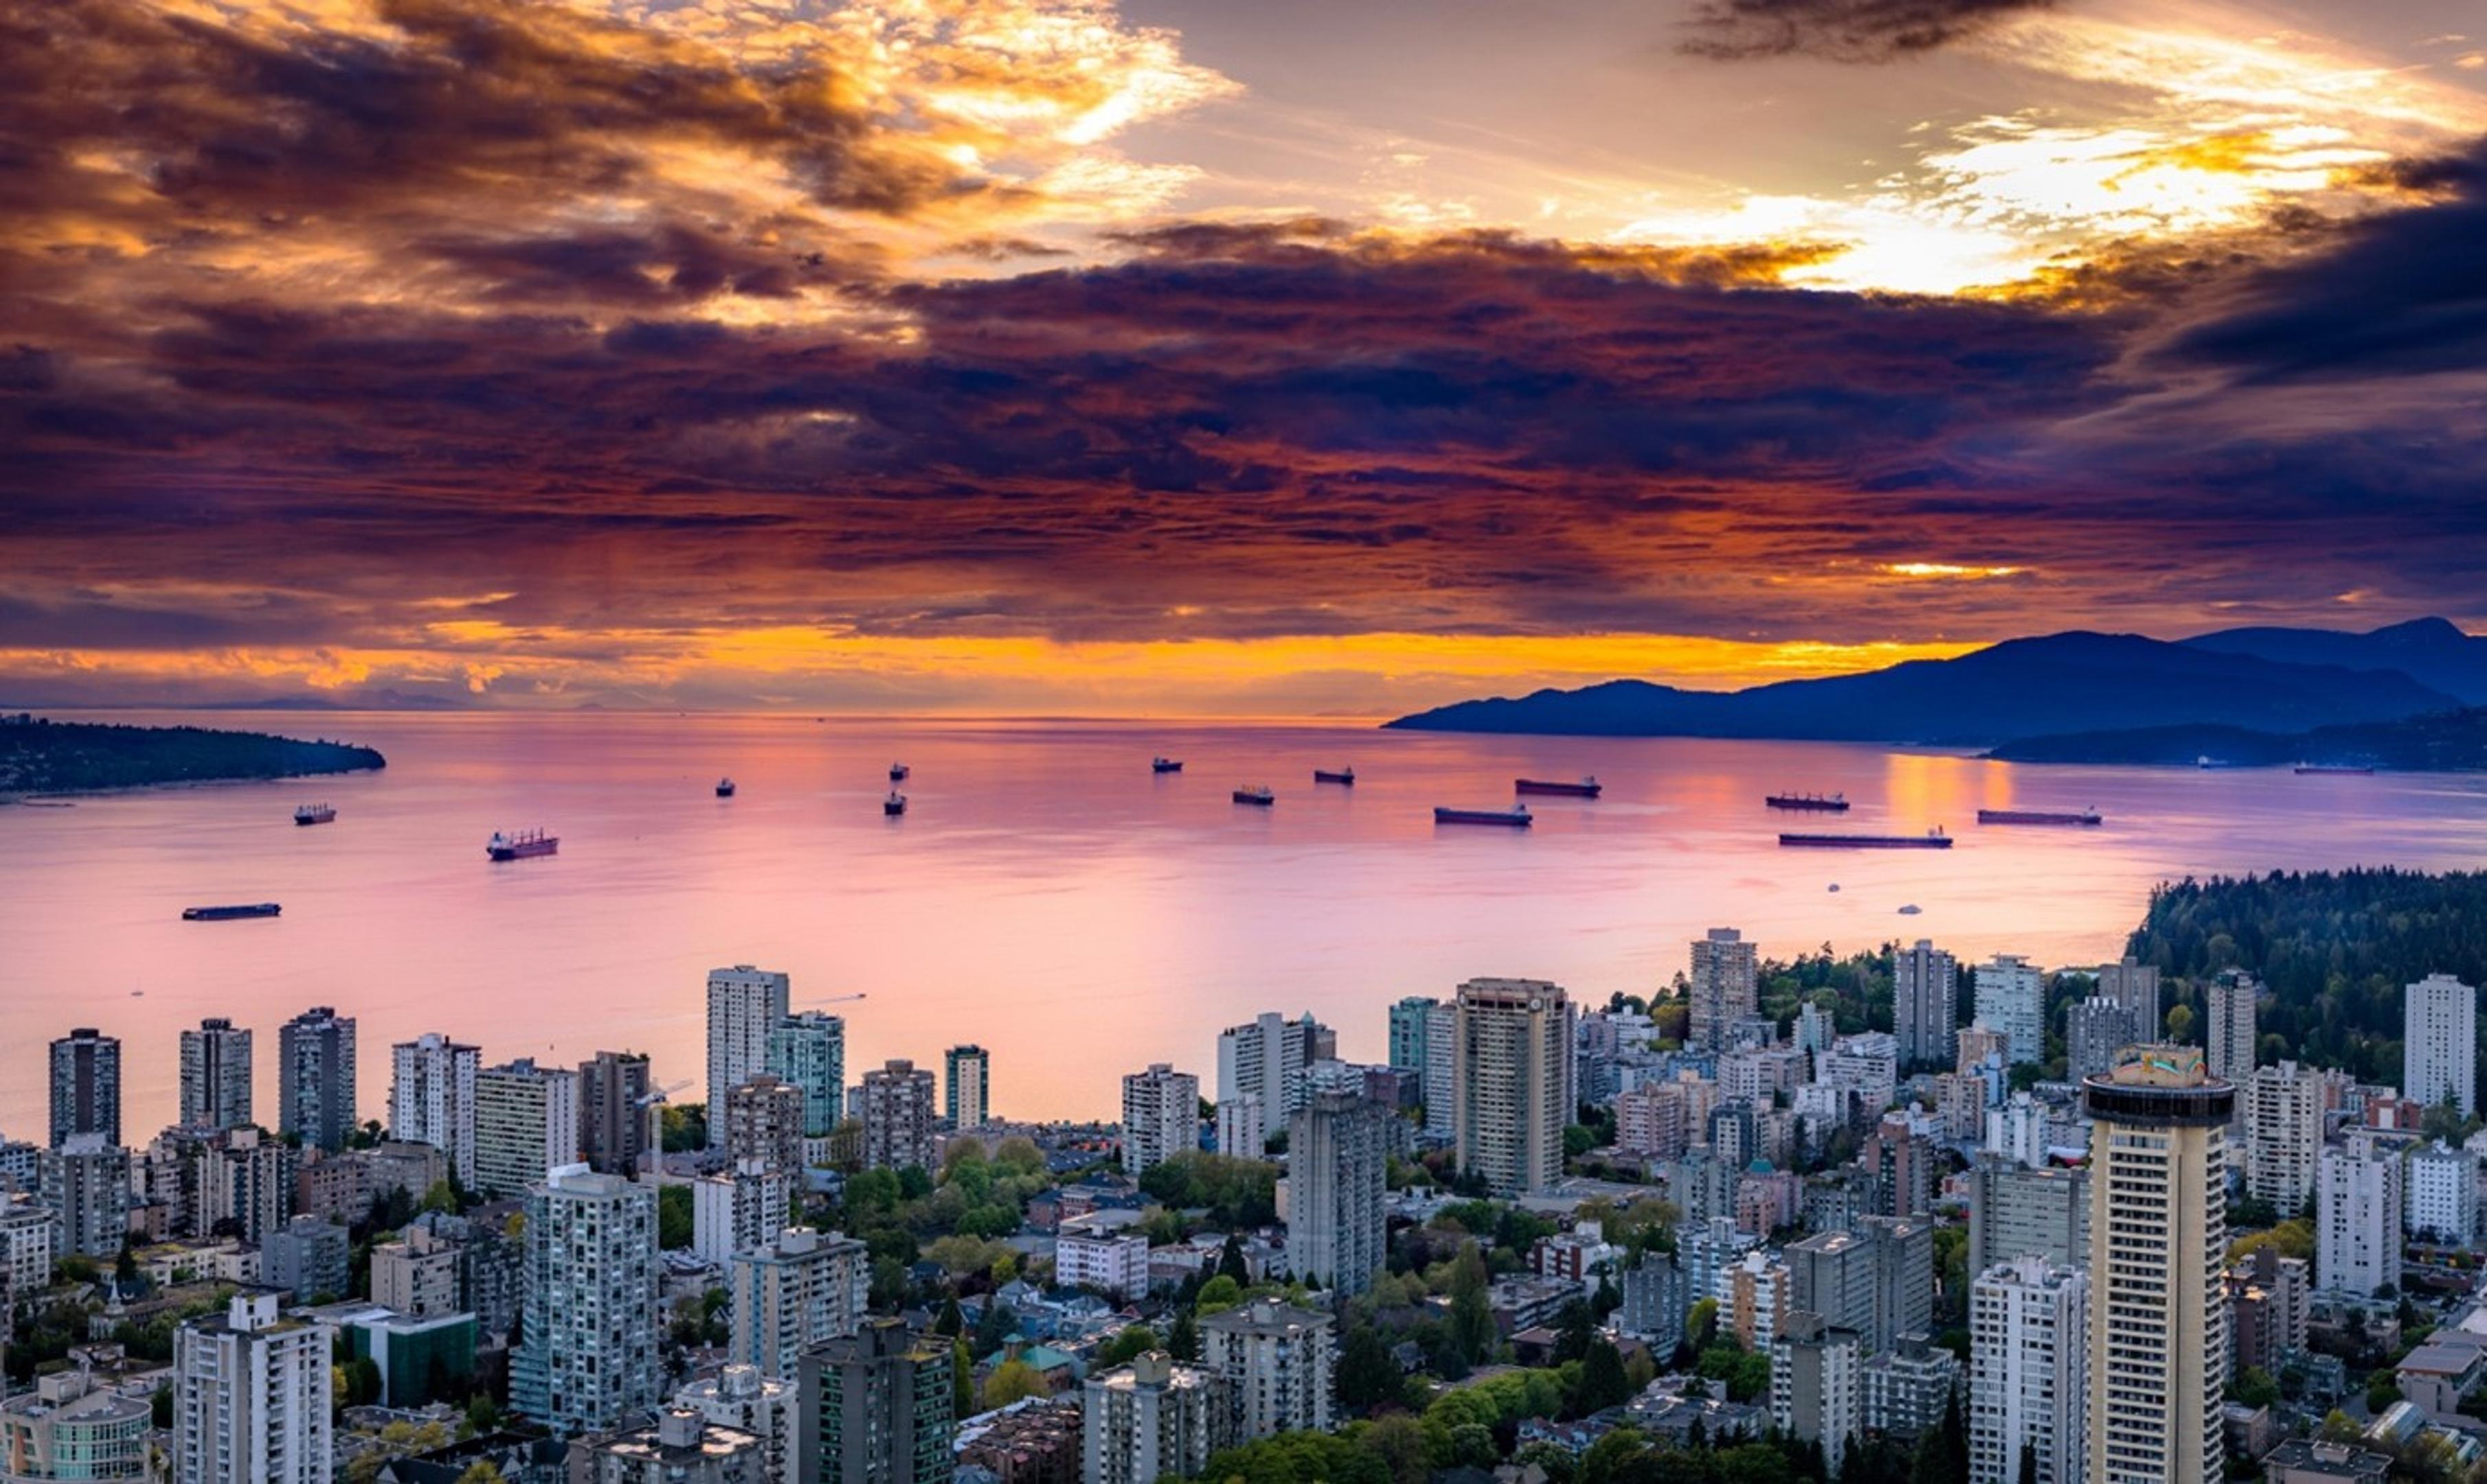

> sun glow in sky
[4,0,2485,710]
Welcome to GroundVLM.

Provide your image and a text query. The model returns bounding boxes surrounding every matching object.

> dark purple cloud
[3,0,2485,688]
[1678,0,2056,62]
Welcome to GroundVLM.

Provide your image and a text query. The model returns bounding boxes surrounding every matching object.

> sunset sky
[5,0,2485,714]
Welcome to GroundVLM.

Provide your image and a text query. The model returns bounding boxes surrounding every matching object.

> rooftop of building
[580,1410,758,1463]
[1198,1297,1333,1335]
[0,1369,153,1425]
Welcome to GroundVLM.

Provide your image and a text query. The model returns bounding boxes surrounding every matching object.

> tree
[454,1463,503,1484]
[2015,1443,2037,1484]
[656,1184,693,1250]
[974,1301,1017,1358]
[1573,1337,1633,1416]
[1218,1233,1252,1285]
[1553,1300,1597,1364]
[1093,1326,1162,1369]
[980,1359,1049,1410]
[1579,1428,1647,1484]
[1168,1305,1200,1362]
[1196,1276,1244,1314]
[934,1296,964,1337]
[1685,1296,1719,1352]
[660,1103,707,1151]
[1909,1389,1968,1484]
[952,1338,974,1418]
[1359,1413,1431,1484]
[1448,1242,1494,1363]
[1338,1325,1404,1411]
[2164,1003,2194,1042]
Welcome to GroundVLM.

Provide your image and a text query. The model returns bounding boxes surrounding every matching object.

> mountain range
[1384,618,2487,746]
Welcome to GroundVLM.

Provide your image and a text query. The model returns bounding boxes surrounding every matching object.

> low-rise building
[1054,1233,1151,1300]
[954,1397,1081,1484]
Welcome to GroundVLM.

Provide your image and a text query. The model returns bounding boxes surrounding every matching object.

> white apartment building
[388,1033,480,1182]
[1970,1257,2086,1484]
[1215,1095,1265,1158]
[172,1294,330,1484]
[1056,1232,1152,1298]
[706,967,792,1149]
[2407,1141,2478,1246]
[1217,1012,1306,1122]
[1974,956,2045,1067]
[2405,974,2478,1118]
[1821,1032,1900,1112]
[694,1162,793,1268]
[473,1059,580,1200]
[2317,1134,2403,1296]
[1120,1065,1197,1178]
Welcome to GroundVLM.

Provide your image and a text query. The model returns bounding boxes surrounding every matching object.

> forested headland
[0,718,385,796]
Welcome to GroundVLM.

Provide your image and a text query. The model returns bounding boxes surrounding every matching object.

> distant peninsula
[1385,618,2487,745]
[1386,622,2479,745]
[0,717,386,796]
[1988,706,2487,770]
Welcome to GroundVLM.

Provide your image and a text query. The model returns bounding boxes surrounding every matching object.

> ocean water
[6,710,2486,1138]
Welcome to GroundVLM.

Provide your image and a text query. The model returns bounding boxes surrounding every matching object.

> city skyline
[5,0,2487,714]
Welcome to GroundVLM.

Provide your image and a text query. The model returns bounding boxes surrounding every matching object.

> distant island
[0,717,386,796]
[1386,618,2487,745]
[1989,706,2487,770]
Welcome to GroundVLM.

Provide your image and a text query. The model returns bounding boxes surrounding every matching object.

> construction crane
[636,1077,693,1110]
[795,993,868,1011]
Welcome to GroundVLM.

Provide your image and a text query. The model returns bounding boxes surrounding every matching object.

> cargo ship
[1515,777,1601,798]
[1779,828,1951,849]
[2294,764,2374,776]
[1233,785,1274,807]
[1436,804,1532,827]
[889,763,910,781]
[293,803,335,826]
[716,777,736,797]
[884,790,907,816]
[1977,807,2102,827]
[1764,792,1847,811]
[486,829,559,861]
[1314,767,1356,785]
[183,903,280,921]
[1151,756,1184,774]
